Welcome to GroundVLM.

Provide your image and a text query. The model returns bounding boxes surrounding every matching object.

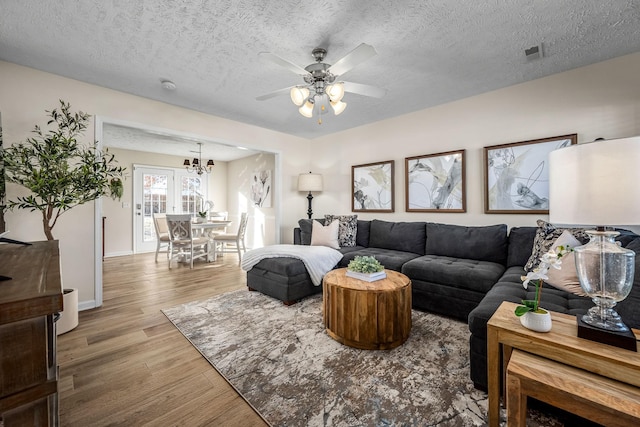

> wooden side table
[322,268,412,350]
[487,301,640,427]
[507,349,640,426]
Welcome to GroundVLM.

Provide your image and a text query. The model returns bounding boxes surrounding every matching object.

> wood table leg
[506,373,527,427]
[487,325,500,427]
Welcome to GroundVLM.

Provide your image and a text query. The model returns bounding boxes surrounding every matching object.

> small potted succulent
[346,255,386,282]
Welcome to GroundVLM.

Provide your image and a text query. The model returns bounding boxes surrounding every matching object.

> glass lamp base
[581,306,629,332]
[575,229,635,333]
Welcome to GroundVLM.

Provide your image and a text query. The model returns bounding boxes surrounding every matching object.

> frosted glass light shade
[298,173,323,192]
[290,87,310,106]
[326,82,344,102]
[330,100,347,115]
[299,99,314,118]
[549,136,640,226]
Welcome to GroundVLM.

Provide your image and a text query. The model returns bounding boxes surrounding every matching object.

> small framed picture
[405,150,465,212]
[484,134,577,214]
[352,160,394,212]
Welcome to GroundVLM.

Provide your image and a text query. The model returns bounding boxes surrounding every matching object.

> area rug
[163,290,562,427]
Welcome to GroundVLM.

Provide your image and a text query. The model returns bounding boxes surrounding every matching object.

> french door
[133,166,206,253]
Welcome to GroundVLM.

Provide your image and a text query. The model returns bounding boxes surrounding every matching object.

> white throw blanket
[241,244,343,286]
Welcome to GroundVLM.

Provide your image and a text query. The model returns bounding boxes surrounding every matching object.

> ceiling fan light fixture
[290,87,310,106]
[330,100,347,115]
[299,98,314,118]
[326,82,345,102]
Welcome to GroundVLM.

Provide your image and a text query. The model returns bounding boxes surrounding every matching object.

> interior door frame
[93,116,282,309]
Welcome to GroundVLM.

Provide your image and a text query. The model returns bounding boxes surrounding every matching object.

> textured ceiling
[2,0,640,142]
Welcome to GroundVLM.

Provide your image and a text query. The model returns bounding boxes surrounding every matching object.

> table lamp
[549,136,640,347]
[298,172,323,219]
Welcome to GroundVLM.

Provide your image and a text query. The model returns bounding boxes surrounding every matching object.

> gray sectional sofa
[244,217,640,391]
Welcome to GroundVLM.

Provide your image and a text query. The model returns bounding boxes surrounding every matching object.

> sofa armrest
[293,227,302,245]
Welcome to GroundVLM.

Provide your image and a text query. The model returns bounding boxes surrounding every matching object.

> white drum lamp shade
[297,173,323,192]
[549,136,640,226]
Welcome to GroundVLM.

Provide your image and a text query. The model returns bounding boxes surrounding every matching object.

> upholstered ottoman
[246,257,321,305]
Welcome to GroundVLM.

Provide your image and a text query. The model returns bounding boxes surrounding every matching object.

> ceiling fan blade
[259,52,309,75]
[342,81,386,98]
[256,86,296,101]
[327,43,377,76]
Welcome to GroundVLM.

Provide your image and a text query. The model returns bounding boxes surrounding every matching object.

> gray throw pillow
[524,219,589,271]
[324,214,357,247]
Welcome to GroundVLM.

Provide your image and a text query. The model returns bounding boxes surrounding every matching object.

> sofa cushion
[616,237,640,329]
[356,220,371,247]
[467,268,594,339]
[310,219,339,249]
[506,226,537,268]
[402,255,505,294]
[324,214,357,247]
[298,218,325,245]
[425,223,508,264]
[525,220,589,271]
[338,248,421,271]
[368,220,426,255]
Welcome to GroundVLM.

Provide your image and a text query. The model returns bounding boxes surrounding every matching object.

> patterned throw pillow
[324,214,358,247]
[545,230,587,296]
[524,219,590,272]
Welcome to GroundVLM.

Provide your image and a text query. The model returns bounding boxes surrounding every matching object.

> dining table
[191,220,232,261]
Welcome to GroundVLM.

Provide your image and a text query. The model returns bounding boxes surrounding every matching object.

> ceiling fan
[256,43,386,123]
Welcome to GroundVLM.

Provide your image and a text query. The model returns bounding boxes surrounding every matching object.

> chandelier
[183,142,214,175]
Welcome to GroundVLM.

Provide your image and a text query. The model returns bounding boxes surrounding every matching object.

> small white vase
[519,309,552,333]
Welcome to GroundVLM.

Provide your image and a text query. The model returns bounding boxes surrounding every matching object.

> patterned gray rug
[162,290,562,427]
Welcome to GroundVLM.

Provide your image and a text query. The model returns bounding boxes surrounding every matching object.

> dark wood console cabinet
[0,241,63,426]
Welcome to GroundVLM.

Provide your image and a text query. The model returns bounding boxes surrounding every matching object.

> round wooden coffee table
[322,268,412,350]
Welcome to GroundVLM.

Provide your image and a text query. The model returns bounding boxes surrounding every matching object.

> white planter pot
[57,288,79,335]
[519,309,552,333]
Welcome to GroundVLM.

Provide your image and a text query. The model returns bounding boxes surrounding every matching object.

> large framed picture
[484,134,577,214]
[405,150,466,212]
[352,160,395,212]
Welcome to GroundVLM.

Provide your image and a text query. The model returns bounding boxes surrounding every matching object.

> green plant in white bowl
[348,255,384,273]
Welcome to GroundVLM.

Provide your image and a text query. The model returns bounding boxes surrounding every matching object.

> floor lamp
[298,172,323,219]
[549,136,640,348]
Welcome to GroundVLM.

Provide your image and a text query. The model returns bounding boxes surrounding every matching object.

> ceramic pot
[519,309,552,333]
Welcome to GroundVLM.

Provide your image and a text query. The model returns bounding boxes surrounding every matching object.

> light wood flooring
[57,252,269,426]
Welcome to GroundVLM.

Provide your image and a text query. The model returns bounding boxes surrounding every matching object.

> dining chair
[166,214,210,269]
[213,212,248,265]
[208,211,229,234]
[152,213,170,262]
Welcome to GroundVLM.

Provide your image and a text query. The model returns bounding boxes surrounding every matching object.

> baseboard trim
[78,299,97,311]
[104,250,134,258]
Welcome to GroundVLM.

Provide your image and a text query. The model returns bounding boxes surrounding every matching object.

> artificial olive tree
[2,100,124,240]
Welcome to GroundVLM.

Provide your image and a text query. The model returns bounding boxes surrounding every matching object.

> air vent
[525,44,543,61]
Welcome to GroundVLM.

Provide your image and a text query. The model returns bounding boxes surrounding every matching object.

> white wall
[227,152,277,249]
[311,53,640,230]
[0,60,309,308]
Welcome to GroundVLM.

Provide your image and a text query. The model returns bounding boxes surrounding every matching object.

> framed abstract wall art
[352,160,394,212]
[405,149,466,212]
[484,134,577,214]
